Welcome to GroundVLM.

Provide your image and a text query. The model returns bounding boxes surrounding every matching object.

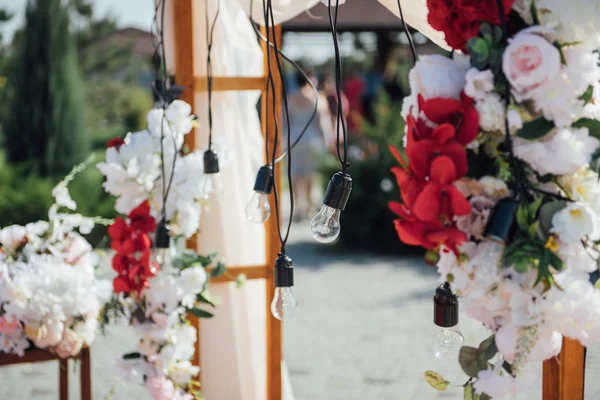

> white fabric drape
[377,0,449,50]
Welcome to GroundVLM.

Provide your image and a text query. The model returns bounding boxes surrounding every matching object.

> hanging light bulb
[202,149,222,199]
[152,220,174,274]
[270,253,297,321]
[430,282,464,359]
[245,165,273,223]
[311,172,352,243]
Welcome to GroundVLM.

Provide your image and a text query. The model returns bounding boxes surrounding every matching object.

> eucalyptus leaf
[188,307,214,318]
[210,262,227,278]
[538,201,567,238]
[459,346,489,378]
[464,383,480,400]
[480,23,493,43]
[424,371,450,391]
[478,335,498,361]
[580,85,594,105]
[573,118,600,140]
[196,290,217,307]
[516,117,555,140]
[123,352,141,360]
[493,26,504,44]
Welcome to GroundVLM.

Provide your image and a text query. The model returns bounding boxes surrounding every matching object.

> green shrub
[320,93,422,255]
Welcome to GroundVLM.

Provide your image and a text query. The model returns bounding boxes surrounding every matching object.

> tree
[4,0,89,176]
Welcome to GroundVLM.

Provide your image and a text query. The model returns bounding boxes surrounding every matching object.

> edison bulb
[245,192,271,223]
[310,205,341,243]
[201,173,223,199]
[151,246,174,274]
[270,287,297,321]
[430,326,464,359]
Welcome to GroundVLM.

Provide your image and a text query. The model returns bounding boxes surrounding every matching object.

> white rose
[552,202,600,243]
[167,360,200,385]
[503,27,561,101]
[464,68,494,100]
[0,225,27,253]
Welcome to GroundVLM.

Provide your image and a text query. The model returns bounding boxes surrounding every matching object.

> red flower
[108,217,132,252]
[426,0,515,51]
[419,93,479,146]
[128,201,157,233]
[113,276,132,293]
[107,137,125,150]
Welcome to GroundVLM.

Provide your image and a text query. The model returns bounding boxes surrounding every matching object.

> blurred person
[343,66,365,133]
[285,70,334,221]
[322,72,349,151]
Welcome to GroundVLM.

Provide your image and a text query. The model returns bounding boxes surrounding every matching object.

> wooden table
[0,347,91,400]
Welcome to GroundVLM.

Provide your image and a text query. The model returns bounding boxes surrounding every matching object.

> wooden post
[543,338,585,400]
[80,347,92,400]
[59,358,69,400]
[261,25,284,400]
[172,0,201,369]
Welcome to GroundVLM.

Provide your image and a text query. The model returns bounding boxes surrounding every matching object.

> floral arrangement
[0,159,111,358]
[390,0,600,398]
[99,100,231,400]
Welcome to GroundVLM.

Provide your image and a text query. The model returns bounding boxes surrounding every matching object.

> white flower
[52,183,77,210]
[560,169,600,212]
[148,100,194,138]
[0,225,27,253]
[145,274,184,315]
[551,202,600,243]
[401,53,469,119]
[179,267,207,308]
[479,176,510,199]
[533,0,600,52]
[474,367,517,398]
[464,68,494,100]
[503,27,561,101]
[167,360,200,385]
[513,127,600,176]
[475,93,505,133]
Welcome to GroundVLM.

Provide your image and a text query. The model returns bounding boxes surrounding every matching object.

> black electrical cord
[396,0,417,66]
[250,22,318,164]
[327,0,349,174]
[205,0,221,151]
[264,0,295,251]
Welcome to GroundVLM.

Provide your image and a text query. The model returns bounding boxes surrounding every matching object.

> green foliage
[516,117,555,140]
[466,23,504,73]
[4,0,89,176]
[424,371,449,391]
[459,335,497,378]
[320,93,418,254]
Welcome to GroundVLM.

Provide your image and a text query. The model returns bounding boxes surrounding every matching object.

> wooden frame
[0,347,92,400]
[543,338,585,400]
[171,1,283,399]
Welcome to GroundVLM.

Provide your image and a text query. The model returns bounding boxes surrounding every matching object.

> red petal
[431,123,456,144]
[429,155,458,185]
[389,144,409,170]
[394,219,429,247]
[113,276,132,293]
[422,98,462,124]
[389,201,411,218]
[457,101,479,145]
[413,183,442,222]
[441,142,468,178]
[446,186,472,216]
[407,140,437,180]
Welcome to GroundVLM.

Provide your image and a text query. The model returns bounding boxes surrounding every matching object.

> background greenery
[0,0,154,244]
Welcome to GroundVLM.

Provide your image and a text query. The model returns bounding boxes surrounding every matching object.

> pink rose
[53,329,83,359]
[0,315,20,335]
[146,375,193,400]
[503,27,561,101]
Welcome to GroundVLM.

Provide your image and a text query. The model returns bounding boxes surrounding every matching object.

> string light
[202,0,223,201]
[244,11,319,224]
[310,0,352,244]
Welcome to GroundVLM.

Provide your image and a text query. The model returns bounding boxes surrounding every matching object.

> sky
[0,0,154,42]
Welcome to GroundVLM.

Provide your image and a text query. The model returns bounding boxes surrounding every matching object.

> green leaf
[459,346,489,378]
[467,38,490,58]
[210,262,227,278]
[539,201,567,238]
[573,118,600,140]
[424,371,450,391]
[528,196,544,217]
[580,85,594,105]
[480,393,491,400]
[547,249,564,271]
[464,383,480,400]
[188,307,214,318]
[528,221,540,239]
[516,117,555,140]
[478,335,498,361]
[480,23,493,43]
[530,0,540,25]
[123,352,141,360]
[493,26,504,45]
[196,290,217,307]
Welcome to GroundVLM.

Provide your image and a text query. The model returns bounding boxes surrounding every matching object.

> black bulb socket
[203,149,220,174]
[323,172,352,211]
[253,165,273,195]
[485,197,517,243]
[434,282,459,328]
[274,253,293,288]
[155,220,170,249]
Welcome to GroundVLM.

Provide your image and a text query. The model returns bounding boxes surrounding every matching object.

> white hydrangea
[513,127,600,176]
[464,68,494,100]
[475,92,506,133]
